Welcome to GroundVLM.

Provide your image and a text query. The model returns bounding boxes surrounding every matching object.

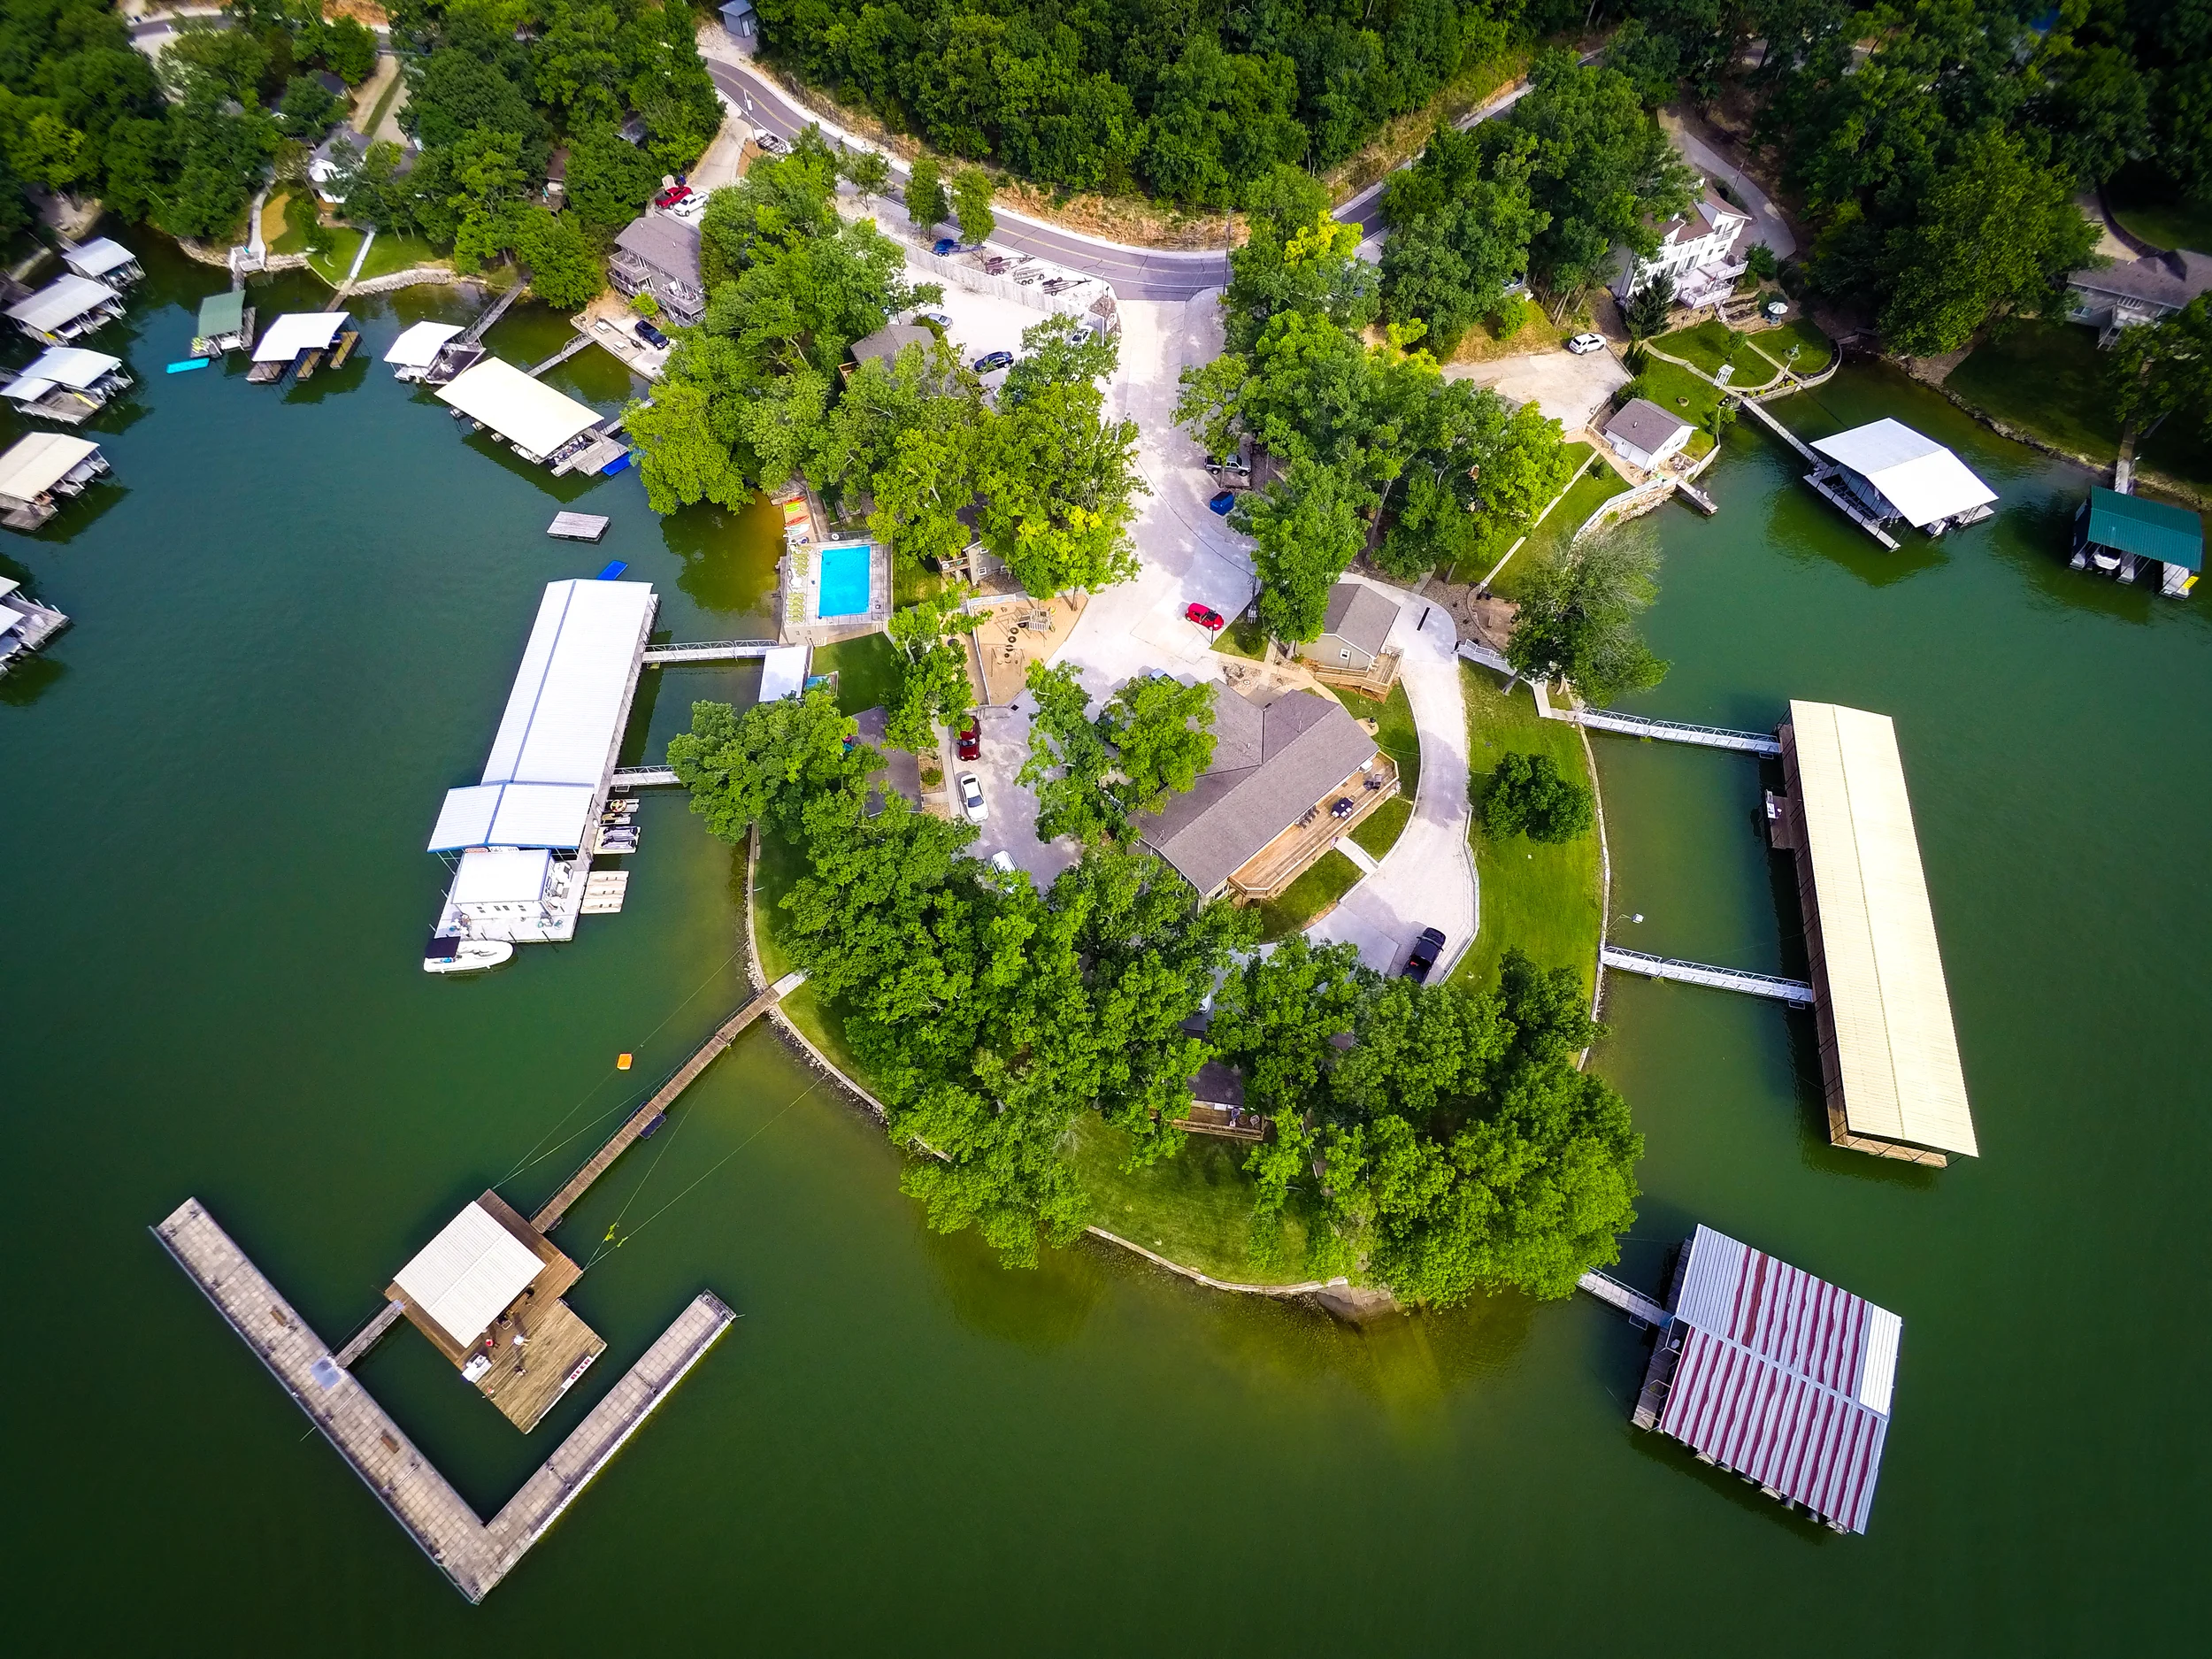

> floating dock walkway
[1571,707,1782,755]
[1576,1268,1671,1328]
[534,970,808,1233]
[1600,945,1814,1005]
[154,1198,733,1602]
[611,764,681,789]
[641,639,779,664]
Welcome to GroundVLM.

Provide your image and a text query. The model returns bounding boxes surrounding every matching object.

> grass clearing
[2107,188,2212,256]
[1251,848,1362,941]
[1632,356,1726,429]
[1453,665,1602,994]
[1351,795,1413,857]
[1748,314,1833,375]
[1071,1118,1313,1285]
[358,231,442,280]
[1331,679,1418,858]
[1947,321,2123,463]
[1211,613,1267,661]
[1490,459,1631,601]
[810,631,902,716]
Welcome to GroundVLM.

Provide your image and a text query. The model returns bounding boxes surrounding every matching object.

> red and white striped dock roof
[1657,1226,1901,1533]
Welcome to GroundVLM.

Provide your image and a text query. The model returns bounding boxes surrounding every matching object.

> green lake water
[3,241,2204,1652]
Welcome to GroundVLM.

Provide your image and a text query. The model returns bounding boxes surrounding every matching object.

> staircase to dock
[1734,392,1816,462]
[527,333,593,378]
[1601,945,1814,1005]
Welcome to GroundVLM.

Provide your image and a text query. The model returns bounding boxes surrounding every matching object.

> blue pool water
[818,543,872,618]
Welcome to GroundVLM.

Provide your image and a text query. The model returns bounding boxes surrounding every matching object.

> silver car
[958,772,987,823]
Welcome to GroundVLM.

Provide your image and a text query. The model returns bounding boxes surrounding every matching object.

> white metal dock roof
[392,1200,544,1349]
[6,274,120,334]
[3,346,122,403]
[0,432,101,501]
[384,320,465,367]
[63,237,137,279]
[757,644,810,702]
[253,311,351,362]
[1810,419,1996,528]
[427,580,657,852]
[436,357,603,457]
[1790,700,1976,1157]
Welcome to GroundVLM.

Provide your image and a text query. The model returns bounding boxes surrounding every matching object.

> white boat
[423,934,515,974]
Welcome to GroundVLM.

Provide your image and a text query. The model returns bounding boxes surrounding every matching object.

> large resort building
[1771,701,1977,1166]
[1137,681,1397,902]
[426,579,657,968]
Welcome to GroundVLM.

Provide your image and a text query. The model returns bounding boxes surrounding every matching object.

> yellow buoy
[617,1052,634,1071]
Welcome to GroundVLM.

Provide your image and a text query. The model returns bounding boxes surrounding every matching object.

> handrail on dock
[611,765,682,788]
[1600,944,1814,1005]
[1577,1269,1672,1328]
[531,970,809,1232]
[641,640,779,664]
[457,284,522,346]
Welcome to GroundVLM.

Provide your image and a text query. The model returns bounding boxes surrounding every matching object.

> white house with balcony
[1614,183,1753,311]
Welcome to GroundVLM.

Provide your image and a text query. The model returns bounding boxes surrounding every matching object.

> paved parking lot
[1444,342,1625,434]
[955,698,1081,886]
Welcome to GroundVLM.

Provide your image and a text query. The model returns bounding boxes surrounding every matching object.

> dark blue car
[972,350,1015,373]
[1207,490,1237,516]
[933,238,959,256]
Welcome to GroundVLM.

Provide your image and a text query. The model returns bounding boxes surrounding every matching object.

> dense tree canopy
[1018,663,1217,840]
[1481,750,1594,841]
[1505,518,1669,705]
[749,0,1514,206]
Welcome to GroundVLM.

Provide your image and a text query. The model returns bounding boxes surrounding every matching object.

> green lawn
[1656,315,1832,385]
[1212,613,1267,661]
[1452,665,1603,994]
[2108,190,2212,256]
[810,631,902,715]
[357,231,442,280]
[1489,459,1631,601]
[1947,320,2124,463]
[1252,849,1362,941]
[1351,795,1412,858]
[1748,314,1833,376]
[1632,357,1727,429]
[1070,1118,1313,1285]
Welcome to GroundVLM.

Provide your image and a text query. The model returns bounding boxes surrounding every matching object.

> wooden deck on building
[155,1196,733,1602]
[1229,756,1398,901]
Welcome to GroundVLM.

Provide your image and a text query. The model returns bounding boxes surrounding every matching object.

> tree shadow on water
[662,493,781,623]
[919,1221,1111,1352]
[0,652,68,706]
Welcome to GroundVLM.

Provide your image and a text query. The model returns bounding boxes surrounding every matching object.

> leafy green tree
[1506,519,1671,706]
[1237,455,1368,643]
[565,123,664,231]
[514,204,603,309]
[275,71,342,140]
[664,690,873,842]
[1224,165,1379,353]
[951,164,995,244]
[904,155,949,233]
[1746,242,1778,282]
[839,145,890,205]
[1101,674,1216,816]
[1481,752,1594,842]
[1380,125,1545,353]
[1624,273,1673,340]
[1873,124,2100,357]
[885,587,983,750]
[1018,660,1118,843]
[2108,294,2212,439]
[321,17,378,84]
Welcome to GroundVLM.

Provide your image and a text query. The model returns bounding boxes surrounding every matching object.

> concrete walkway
[1304,581,1477,979]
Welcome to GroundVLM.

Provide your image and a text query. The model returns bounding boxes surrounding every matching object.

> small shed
[1301,581,1400,673]
[5,274,125,345]
[62,237,143,286]
[2071,486,2201,596]
[1603,396,1694,472]
[720,0,758,37]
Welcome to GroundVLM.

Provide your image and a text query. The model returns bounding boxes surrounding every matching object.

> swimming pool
[817,542,872,618]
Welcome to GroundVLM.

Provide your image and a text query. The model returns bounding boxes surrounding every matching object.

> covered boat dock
[6,273,125,345]
[1772,699,1977,1166]
[192,288,253,357]
[435,357,617,471]
[0,576,71,672]
[249,311,357,382]
[2071,486,2200,596]
[1808,419,1997,542]
[62,236,143,286]
[1631,1225,1901,1534]
[1,346,132,425]
[425,578,658,962]
[0,432,110,531]
[384,319,482,385]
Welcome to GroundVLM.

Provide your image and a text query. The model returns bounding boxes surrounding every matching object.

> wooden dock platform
[533,970,809,1233]
[549,511,610,541]
[154,1196,733,1602]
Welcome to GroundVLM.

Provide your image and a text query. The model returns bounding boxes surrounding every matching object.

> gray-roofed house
[1297,580,1403,688]
[611,213,706,326]
[1604,396,1695,472]
[846,323,935,377]
[2066,250,2212,346]
[1136,683,1396,902]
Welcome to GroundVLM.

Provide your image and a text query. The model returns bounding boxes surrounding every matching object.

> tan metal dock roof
[1786,701,1976,1158]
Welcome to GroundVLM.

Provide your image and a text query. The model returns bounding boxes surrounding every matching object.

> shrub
[1482,752,1595,843]
[1491,294,1532,337]
[629,290,659,318]
[1747,241,1778,281]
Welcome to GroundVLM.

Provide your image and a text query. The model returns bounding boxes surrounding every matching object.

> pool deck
[779,538,891,646]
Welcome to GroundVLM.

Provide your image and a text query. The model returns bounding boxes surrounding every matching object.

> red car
[653,183,692,209]
[956,718,980,761]
[1185,603,1225,632]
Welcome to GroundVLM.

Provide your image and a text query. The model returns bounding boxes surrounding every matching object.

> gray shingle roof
[848,324,934,368]
[614,214,702,287]
[1606,396,1693,455]
[1319,581,1398,656]
[2070,250,2212,310]
[1137,687,1378,895]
